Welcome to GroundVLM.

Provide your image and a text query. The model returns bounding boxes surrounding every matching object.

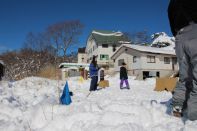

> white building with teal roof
[86,30,130,68]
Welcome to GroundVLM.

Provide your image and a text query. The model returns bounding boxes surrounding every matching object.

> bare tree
[46,20,84,59]
[23,32,53,53]
[1,49,55,80]
[124,30,150,45]
[23,32,37,50]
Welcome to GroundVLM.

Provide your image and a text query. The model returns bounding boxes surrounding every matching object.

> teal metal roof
[90,30,130,44]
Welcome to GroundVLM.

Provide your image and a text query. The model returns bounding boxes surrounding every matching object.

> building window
[164,57,170,64]
[133,56,137,63]
[102,44,108,48]
[118,59,124,66]
[147,55,155,63]
[113,45,116,52]
[100,54,109,60]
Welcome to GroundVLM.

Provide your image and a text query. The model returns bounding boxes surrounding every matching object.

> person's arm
[120,67,123,79]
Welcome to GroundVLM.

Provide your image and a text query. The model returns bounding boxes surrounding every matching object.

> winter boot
[172,106,182,117]
[120,84,124,89]
[126,85,130,89]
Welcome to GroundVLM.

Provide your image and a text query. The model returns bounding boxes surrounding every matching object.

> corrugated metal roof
[111,44,176,59]
[123,44,175,55]
[59,63,89,68]
[91,30,130,44]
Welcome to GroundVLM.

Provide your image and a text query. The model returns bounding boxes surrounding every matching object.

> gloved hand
[172,106,182,117]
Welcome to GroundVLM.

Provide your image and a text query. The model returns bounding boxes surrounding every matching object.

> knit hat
[122,62,126,65]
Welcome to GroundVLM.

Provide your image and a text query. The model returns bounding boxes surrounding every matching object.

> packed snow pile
[151,32,175,50]
[0,75,197,131]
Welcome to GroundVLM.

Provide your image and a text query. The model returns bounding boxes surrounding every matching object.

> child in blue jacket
[89,56,99,91]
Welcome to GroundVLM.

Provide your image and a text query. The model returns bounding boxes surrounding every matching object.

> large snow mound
[0,75,197,131]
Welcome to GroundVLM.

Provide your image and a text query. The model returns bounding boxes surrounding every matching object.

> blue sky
[0,0,171,53]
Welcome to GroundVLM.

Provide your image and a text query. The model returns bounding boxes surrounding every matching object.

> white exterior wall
[86,39,98,62]
[129,49,142,70]
[113,48,140,71]
[114,52,132,71]
[140,53,175,70]
[77,53,87,63]
[97,44,118,65]
[86,37,122,67]
[132,56,141,69]
[112,46,178,78]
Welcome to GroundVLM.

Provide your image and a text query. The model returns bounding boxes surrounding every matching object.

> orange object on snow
[154,77,178,92]
[98,80,109,88]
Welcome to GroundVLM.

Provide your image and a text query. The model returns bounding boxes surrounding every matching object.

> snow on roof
[90,30,129,44]
[118,41,131,44]
[61,66,79,71]
[92,30,123,36]
[59,62,89,68]
[117,44,175,56]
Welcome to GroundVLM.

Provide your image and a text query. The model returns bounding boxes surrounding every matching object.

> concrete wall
[140,53,177,70]
[97,44,114,65]
[86,39,98,62]
[61,68,80,81]
[114,50,132,71]
[78,53,87,63]
[86,36,123,68]
[112,46,178,80]
[135,69,177,80]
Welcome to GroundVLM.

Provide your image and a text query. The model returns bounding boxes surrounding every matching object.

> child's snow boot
[172,106,182,117]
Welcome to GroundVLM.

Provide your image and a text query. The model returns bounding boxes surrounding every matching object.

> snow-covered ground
[0,75,197,131]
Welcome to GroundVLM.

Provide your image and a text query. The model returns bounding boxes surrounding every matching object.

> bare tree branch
[46,20,84,59]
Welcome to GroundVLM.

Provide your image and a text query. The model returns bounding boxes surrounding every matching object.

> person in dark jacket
[0,63,4,81]
[168,0,197,120]
[120,62,130,89]
[89,56,99,91]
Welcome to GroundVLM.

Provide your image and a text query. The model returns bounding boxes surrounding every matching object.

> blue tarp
[60,81,72,105]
